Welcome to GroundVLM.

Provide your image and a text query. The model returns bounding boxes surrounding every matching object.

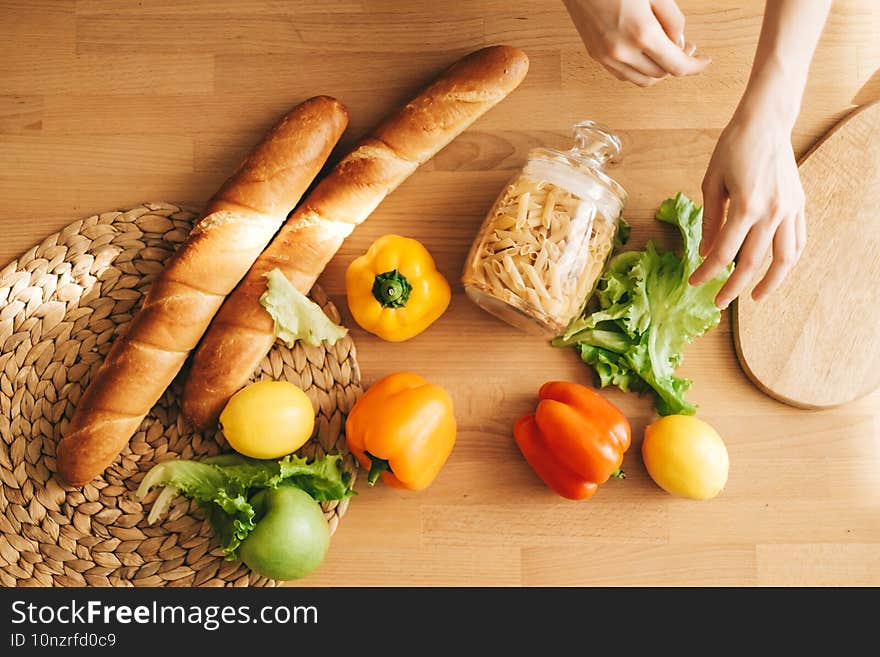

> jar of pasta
[462,120,626,336]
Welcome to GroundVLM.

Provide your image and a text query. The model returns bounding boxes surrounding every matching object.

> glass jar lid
[527,120,627,208]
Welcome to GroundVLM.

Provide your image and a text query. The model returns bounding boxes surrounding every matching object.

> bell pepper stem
[372,270,413,308]
[611,468,626,479]
[366,453,391,485]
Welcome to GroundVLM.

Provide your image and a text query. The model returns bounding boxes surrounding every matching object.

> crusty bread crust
[57,96,348,485]
[182,46,529,428]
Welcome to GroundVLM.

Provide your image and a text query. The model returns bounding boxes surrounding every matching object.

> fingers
[643,24,711,77]
[751,215,799,301]
[714,222,774,309]
[602,59,663,87]
[795,207,806,256]
[700,172,727,256]
[689,197,753,287]
[584,0,704,87]
[626,51,668,79]
[601,61,630,83]
[651,0,686,47]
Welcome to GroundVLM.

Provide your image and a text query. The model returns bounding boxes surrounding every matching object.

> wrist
[735,74,801,133]
[736,50,808,132]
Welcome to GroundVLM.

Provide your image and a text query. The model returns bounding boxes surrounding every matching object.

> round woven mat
[0,202,361,587]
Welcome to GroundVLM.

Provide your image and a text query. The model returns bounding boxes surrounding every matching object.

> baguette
[182,45,530,428]
[57,96,349,485]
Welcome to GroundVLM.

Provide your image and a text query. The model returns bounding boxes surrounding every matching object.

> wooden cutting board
[734,101,880,409]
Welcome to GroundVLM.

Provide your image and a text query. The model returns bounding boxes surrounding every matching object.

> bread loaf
[182,46,529,428]
[57,96,349,485]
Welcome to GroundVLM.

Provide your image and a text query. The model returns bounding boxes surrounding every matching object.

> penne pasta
[462,171,621,333]
[516,191,530,226]
[493,215,517,230]
[483,262,507,291]
[523,286,543,309]
[534,247,549,273]
[524,266,552,302]
[491,237,517,251]
[502,254,527,291]
[541,189,557,227]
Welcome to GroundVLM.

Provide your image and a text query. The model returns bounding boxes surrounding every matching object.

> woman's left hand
[689,107,806,308]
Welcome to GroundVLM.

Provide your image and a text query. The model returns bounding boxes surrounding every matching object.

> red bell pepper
[513,381,631,500]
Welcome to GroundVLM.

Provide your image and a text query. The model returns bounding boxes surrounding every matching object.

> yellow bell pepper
[345,235,451,342]
[345,372,456,491]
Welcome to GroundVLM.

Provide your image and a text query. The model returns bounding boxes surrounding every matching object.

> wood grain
[1,0,879,587]
[735,102,880,408]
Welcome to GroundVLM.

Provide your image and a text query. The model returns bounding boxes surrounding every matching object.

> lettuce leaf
[259,268,347,347]
[554,193,732,415]
[137,453,352,558]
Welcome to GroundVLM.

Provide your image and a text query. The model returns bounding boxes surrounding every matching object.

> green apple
[239,486,329,580]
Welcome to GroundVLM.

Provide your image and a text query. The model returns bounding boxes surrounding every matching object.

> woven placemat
[0,202,361,587]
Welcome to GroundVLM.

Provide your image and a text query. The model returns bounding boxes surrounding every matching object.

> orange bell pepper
[345,372,456,491]
[513,381,631,500]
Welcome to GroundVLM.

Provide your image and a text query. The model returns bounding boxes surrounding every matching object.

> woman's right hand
[562,0,711,86]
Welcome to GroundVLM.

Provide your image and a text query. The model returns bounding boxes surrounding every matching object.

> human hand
[562,0,711,87]
[689,109,806,308]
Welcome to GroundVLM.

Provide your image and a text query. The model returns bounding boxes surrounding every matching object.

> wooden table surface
[2,0,879,587]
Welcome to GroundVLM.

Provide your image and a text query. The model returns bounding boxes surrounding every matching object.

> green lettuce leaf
[259,268,347,347]
[554,192,732,415]
[137,452,352,558]
[615,215,631,250]
[278,454,353,501]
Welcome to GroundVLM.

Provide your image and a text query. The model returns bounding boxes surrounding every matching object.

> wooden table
[2,0,879,587]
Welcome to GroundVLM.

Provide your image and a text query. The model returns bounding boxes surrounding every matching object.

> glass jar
[461,120,627,336]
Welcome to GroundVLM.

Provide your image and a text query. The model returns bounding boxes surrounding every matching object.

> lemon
[219,380,315,459]
[642,415,729,500]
